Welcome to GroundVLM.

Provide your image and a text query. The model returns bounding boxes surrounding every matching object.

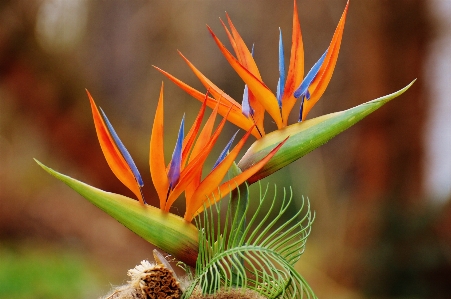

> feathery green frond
[184,184,316,299]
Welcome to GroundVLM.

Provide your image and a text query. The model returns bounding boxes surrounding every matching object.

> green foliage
[0,246,103,299]
[184,184,316,299]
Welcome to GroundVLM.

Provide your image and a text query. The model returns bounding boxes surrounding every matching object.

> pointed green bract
[35,160,199,267]
[239,80,416,182]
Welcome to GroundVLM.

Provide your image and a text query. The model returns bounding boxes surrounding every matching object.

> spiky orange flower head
[87,84,285,222]
[155,0,349,138]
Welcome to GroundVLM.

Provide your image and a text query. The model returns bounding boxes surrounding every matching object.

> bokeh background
[1,0,450,298]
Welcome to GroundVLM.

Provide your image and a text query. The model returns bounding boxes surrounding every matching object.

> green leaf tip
[238,80,416,182]
[34,159,199,266]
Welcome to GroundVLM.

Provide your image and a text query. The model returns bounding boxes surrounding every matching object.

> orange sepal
[220,17,266,133]
[177,51,241,108]
[149,83,170,209]
[281,0,304,125]
[208,26,283,129]
[302,0,349,120]
[154,66,260,138]
[181,95,208,169]
[184,127,254,221]
[163,108,231,212]
[183,102,220,200]
[179,51,266,136]
[87,90,144,204]
[186,136,289,221]
[220,18,239,60]
[223,14,262,80]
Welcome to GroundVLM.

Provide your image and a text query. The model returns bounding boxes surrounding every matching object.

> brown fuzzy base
[103,286,267,299]
[188,288,267,299]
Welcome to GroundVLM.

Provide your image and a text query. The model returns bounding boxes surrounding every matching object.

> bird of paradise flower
[88,84,284,222]
[156,0,348,136]
[36,0,414,269]
[36,83,285,265]
[155,0,414,183]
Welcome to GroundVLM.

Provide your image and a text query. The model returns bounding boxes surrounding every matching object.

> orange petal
[208,26,283,129]
[181,95,208,169]
[224,14,262,80]
[189,101,219,164]
[164,108,231,211]
[186,136,289,221]
[220,17,239,58]
[302,0,349,120]
[178,51,266,136]
[247,91,265,136]
[164,149,207,212]
[87,90,144,204]
[154,66,260,138]
[149,83,170,209]
[183,102,220,200]
[177,51,242,108]
[184,127,253,220]
[221,16,267,133]
[281,0,304,125]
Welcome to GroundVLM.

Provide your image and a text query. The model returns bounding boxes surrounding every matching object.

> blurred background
[1,0,450,298]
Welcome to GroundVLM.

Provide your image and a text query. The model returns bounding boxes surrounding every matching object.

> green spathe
[35,160,199,267]
[239,80,416,183]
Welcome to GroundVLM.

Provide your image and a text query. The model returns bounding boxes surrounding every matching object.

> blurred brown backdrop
[1,0,450,298]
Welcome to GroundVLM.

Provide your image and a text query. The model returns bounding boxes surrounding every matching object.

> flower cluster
[37,1,415,297]
[156,1,348,137]
[87,85,284,221]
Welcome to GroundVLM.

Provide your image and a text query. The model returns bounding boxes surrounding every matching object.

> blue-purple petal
[168,116,185,188]
[298,97,305,122]
[100,108,144,187]
[241,84,253,117]
[241,44,255,117]
[212,131,238,170]
[277,28,285,107]
[277,78,283,107]
[294,48,328,99]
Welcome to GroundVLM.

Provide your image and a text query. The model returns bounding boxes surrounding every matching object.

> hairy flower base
[101,254,267,299]
[189,289,266,299]
[102,258,183,299]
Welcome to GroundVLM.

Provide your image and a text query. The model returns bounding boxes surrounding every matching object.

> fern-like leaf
[184,184,316,299]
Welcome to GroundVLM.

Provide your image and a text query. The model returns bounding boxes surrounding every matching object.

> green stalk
[228,162,248,287]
